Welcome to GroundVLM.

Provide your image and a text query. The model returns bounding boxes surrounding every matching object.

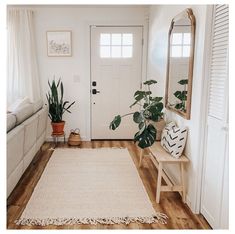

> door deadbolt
[92,89,100,94]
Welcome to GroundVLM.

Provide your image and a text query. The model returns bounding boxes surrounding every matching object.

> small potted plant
[109,80,164,149]
[46,78,75,135]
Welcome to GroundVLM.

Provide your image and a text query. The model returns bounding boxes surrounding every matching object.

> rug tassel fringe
[15,213,168,226]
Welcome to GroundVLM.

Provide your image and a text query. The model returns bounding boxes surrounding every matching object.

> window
[100,33,133,58]
[171,33,191,57]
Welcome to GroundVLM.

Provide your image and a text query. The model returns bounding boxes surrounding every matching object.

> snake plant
[109,80,164,149]
[46,79,75,122]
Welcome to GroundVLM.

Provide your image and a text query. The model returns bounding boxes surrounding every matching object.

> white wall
[18,5,149,141]
[147,5,209,213]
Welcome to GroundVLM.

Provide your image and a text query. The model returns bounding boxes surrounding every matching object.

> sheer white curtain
[7,9,41,106]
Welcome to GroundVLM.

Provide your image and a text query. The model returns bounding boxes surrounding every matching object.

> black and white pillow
[161,122,188,158]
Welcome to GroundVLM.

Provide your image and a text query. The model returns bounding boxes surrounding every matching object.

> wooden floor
[7,141,211,229]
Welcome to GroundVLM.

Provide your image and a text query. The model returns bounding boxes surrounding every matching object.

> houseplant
[46,78,75,135]
[109,80,164,149]
[174,79,188,112]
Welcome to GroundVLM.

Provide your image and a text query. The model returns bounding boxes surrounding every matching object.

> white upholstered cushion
[7,113,16,132]
[33,99,43,113]
[8,97,30,112]
[13,104,34,125]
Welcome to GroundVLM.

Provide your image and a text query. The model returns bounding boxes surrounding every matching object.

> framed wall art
[46,31,72,57]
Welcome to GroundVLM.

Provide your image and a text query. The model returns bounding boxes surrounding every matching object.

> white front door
[91,26,143,139]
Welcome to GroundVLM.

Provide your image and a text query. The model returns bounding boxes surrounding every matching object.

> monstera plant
[109,80,164,149]
[174,79,188,112]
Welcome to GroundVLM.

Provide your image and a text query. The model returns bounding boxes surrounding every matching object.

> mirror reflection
[165,9,195,119]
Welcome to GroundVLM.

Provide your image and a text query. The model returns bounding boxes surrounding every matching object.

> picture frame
[46,31,72,57]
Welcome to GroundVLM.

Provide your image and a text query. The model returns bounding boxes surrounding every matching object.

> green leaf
[133,90,152,101]
[174,91,183,100]
[150,96,163,102]
[143,80,157,85]
[56,78,61,87]
[175,103,183,109]
[133,112,144,123]
[147,102,164,121]
[133,91,144,101]
[143,109,151,119]
[178,79,188,85]
[143,103,148,109]
[130,91,152,108]
[109,115,121,130]
[134,124,156,149]
[60,82,64,103]
[138,122,145,130]
[181,91,187,101]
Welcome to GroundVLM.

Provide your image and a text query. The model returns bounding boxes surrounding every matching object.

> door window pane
[100,34,110,45]
[122,46,132,58]
[100,46,110,58]
[183,33,191,45]
[122,34,133,45]
[171,46,182,57]
[111,34,122,45]
[111,46,121,57]
[183,45,190,57]
[100,33,133,58]
[172,33,182,45]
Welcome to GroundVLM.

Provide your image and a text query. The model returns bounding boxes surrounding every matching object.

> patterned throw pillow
[161,122,188,158]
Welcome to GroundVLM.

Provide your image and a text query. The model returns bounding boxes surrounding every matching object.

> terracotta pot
[51,121,65,135]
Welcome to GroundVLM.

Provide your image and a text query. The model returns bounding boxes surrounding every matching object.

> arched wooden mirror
[165,8,196,119]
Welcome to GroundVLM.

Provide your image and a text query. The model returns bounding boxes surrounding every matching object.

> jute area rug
[16,148,167,226]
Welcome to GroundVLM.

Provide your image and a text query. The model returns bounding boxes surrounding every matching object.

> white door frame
[88,21,149,140]
[194,5,222,214]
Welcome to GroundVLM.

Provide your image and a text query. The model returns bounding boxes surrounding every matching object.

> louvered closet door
[201,5,229,229]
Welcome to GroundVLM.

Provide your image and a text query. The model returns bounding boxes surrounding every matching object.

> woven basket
[68,128,81,146]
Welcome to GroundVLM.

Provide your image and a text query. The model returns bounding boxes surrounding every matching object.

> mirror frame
[165,8,196,119]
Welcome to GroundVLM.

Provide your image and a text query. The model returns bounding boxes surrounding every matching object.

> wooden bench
[139,142,189,203]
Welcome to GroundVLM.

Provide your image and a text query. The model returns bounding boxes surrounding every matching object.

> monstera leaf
[178,79,188,85]
[143,80,158,85]
[134,124,156,149]
[109,115,121,130]
[130,90,152,108]
[133,111,144,123]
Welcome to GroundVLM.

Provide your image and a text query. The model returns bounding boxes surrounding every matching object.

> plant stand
[51,132,66,148]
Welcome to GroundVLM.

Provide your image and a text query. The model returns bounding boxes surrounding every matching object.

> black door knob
[92,89,100,94]
[92,81,97,86]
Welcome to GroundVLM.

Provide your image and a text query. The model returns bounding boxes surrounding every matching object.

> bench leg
[156,162,163,203]
[180,162,186,203]
[139,149,144,168]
